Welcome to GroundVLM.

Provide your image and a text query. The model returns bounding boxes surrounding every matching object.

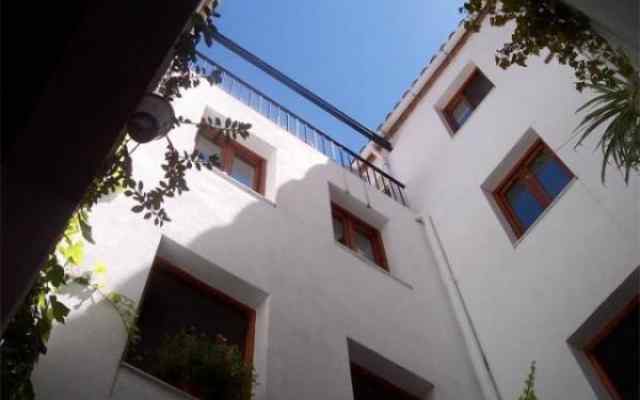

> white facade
[32,16,638,400]
[31,81,483,399]
[367,17,639,400]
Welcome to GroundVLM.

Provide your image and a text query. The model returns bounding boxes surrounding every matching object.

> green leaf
[94,261,108,275]
[50,296,70,323]
[78,217,95,244]
[61,242,85,266]
[45,263,66,287]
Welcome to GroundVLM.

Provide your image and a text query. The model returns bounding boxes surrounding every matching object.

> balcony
[198,59,408,207]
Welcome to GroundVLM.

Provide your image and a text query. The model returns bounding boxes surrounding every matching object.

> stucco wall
[32,82,483,399]
[385,19,639,400]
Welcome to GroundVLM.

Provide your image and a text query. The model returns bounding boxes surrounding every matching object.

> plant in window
[1,1,255,398]
[150,329,257,400]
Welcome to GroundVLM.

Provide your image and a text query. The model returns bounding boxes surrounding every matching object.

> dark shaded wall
[1,0,202,330]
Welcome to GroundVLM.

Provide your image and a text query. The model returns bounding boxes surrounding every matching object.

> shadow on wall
[33,162,382,399]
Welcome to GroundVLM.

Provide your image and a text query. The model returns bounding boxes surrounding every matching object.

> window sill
[334,241,412,289]
[119,362,199,400]
[208,167,276,208]
[512,177,576,248]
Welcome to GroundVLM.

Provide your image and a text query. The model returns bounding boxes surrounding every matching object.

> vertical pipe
[420,215,503,400]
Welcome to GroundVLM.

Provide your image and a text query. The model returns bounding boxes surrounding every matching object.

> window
[126,259,256,375]
[350,363,419,400]
[443,68,493,132]
[197,128,266,194]
[584,296,639,400]
[331,203,388,270]
[493,140,573,238]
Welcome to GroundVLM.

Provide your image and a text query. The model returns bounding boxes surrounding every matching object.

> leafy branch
[517,361,538,400]
[124,116,251,226]
[460,0,628,91]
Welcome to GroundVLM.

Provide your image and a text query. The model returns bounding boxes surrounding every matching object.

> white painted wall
[384,18,639,400]
[32,81,484,399]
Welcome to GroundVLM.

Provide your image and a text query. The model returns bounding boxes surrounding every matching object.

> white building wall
[383,18,639,400]
[32,81,484,399]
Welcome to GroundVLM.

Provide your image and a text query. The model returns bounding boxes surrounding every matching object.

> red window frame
[443,68,493,133]
[148,258,256,365]
[493,140,574,238]
[331,203,388,271]
[200,127,266,194]
[583,295,639,400]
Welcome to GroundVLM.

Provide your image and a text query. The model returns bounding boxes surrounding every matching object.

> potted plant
[149,328,256,400]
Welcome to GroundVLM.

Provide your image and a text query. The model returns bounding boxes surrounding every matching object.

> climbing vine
[461,0,639,182]
[1,1,254,398]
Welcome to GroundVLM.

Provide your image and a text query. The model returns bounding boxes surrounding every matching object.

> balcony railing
[197,58,408,207]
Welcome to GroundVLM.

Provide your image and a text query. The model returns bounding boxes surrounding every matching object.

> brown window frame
[199,127,266,195]
[493,139,574,238]
[583,295,639,400]
[331,203,388,271]
[443,68,493,133]
[350,363,420,400]
[143,258,256,365]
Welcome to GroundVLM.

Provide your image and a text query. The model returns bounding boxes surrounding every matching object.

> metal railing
[197,57,408,206]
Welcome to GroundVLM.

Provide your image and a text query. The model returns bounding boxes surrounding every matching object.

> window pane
[332,216,345,244]
[196,138,222,167]
[530,151,572,199]
[464,71,493,107]
[506,180,544,231]
[353,228,376,264]
[451,98,473,127]
[230,156,256,189]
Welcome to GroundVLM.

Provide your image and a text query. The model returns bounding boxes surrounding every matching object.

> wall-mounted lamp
[127,93,175,143]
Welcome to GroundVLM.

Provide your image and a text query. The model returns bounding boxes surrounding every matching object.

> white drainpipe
[417,214,504,400]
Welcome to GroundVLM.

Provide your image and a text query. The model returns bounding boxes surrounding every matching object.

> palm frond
[574,53,640,184]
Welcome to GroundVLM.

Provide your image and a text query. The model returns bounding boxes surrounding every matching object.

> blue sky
[198,0,464,152]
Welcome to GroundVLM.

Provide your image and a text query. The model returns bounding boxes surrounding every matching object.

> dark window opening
[494,139,573,238]
[331,204,388,270]
[350,363,419,400]
[443,68,493,132]
[585,296,639,400]
[126,259,256,373]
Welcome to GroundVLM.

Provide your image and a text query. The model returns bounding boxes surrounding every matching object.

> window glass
[451,98,473,127]
[353,228,376,264]
[332,216,345,244]
[530,151,572,198]
[464,71,493,107]
[506,180,545,230]
[230,156,256,189]
[197,140,222,167]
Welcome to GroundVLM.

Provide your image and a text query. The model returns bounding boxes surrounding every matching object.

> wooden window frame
[583,295,639,400]
[443,68,492,133]
[331,203,388,271]
[493,139,574,238]
[150,258,256,365]
[200,127,266,195]
[350,363,419,400]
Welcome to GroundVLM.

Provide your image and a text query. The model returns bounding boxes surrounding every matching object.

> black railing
[196,56,408,206]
